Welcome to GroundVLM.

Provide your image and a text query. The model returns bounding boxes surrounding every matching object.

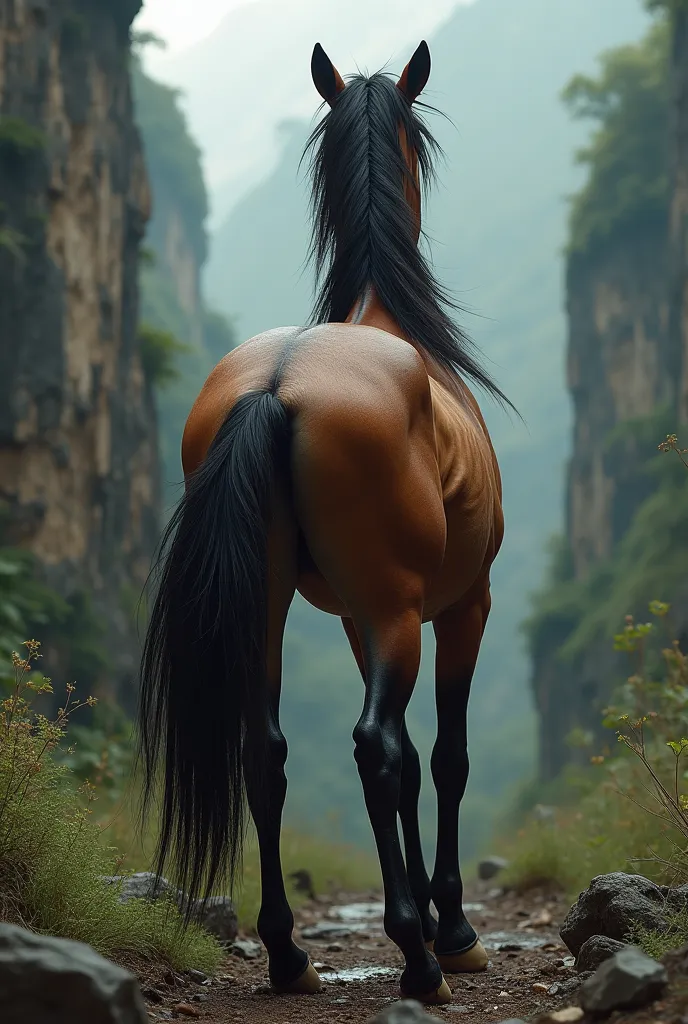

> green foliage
[0,549,67,681]
[506,590,688,902]
[0,643,221,973]
[630,913,688,959]
[57,702,134,804]
[138,245,157,268]
[138,322,191,388]
[0,226,26,262]
[563,18,670,256]
[646,0,688,14]
[525,418,688,664]
[0,117,45,162]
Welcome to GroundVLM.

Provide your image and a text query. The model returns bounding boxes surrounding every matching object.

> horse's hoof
[436,939,488,973]
[273,960,322,994]
[401,976,452,1005]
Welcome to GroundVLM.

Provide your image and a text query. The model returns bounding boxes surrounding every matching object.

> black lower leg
[399,720,437,944]
[430,677,477,955]
[245,701,308,988]
[353,617,442,998]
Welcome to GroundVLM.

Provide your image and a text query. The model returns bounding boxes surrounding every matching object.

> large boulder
[560,873,688,955]
[580,945,668,1014]
[0,922,148,1024]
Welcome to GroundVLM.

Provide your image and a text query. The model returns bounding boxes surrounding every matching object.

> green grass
[103,800,380,932]
[499,760,682,900]
[0,647,222,977]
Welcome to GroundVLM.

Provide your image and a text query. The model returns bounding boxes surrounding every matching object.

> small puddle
[304,900,487,940]
[329,902,384,922]
[320,965,398,983]
[301,921,370,938]
[482,930,551,951]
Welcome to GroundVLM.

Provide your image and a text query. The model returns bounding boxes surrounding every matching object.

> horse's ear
[311,43,346,107]
[397,40,431,104]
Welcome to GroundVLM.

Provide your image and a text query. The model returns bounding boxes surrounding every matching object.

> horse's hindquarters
[289,386,446,626]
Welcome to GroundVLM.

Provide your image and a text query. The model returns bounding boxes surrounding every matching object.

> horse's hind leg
[245,502,321,994]
[399,719,438,946]
[430,592,491,973]
[342,617,437,947]
[351,604,450,1004]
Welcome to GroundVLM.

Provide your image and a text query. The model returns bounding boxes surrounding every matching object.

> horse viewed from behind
[138,40,509,1006]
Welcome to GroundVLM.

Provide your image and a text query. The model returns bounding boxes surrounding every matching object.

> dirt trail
[144,885,579,1023]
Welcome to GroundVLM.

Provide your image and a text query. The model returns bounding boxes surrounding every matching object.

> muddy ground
[142,884,590,1023]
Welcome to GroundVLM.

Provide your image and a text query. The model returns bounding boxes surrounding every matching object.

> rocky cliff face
[0,0,159,707]
[532,221,673,780]
[565,227,672,580]
[531,12,688,780]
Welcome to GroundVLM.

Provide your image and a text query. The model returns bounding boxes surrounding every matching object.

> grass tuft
[0,642,222,976]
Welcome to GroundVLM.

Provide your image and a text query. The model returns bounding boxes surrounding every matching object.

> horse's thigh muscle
[291,403,445,618]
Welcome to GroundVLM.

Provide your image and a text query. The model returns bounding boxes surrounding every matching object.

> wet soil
[143,884,583,1023]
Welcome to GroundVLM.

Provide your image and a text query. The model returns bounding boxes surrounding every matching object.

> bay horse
[138,40,509,1006]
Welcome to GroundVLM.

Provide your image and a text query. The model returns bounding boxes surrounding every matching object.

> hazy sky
[134,0,257,55]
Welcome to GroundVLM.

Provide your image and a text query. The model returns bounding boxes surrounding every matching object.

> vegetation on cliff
[564,16,670,256]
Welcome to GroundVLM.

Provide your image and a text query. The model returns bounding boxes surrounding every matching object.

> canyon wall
[0,0,159,706]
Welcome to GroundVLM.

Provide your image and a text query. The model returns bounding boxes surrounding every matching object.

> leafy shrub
[0,641,221,974]
[138,322,190,388]
[0,117,45,162]
[0,549,65,680]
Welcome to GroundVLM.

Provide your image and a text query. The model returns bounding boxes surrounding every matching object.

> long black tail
[138,390,291,908]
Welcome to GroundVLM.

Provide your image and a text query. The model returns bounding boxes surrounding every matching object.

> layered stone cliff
[0,0,159,706]
[530,10,688,780]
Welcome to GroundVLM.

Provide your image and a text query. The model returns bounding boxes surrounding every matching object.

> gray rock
[0,922,148,1024]
[576,935,628,974]
[367,1000,430,1022]
[102,874,238,943]
[560,872,688,955]
[189,896,238,943]
[230,938,262,960]
[101,872,181,905]
[580,945,668,1014]
[478,856,509,881]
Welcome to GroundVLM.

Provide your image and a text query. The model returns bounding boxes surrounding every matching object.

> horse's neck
[344,285,469,408]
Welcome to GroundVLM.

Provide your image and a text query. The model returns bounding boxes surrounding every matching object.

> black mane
[302,71,513,410]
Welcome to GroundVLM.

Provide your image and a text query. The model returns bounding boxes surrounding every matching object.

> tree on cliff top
[563,16,670,256]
